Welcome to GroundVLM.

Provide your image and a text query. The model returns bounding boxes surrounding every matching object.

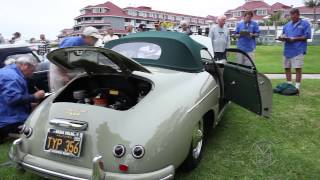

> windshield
[111,42,162,60]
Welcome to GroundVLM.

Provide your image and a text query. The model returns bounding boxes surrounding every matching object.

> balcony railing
[76,20,105,25]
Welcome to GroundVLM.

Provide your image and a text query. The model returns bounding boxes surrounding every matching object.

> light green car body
[10,32,272,180]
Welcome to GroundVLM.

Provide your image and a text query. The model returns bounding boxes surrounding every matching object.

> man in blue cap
[49,26,103,92]
[278,8,311,91]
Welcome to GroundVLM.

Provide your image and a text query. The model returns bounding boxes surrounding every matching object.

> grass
[254,45,320,74]
[1,80,320,179]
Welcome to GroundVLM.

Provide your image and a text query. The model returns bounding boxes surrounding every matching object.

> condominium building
[68,1,216,36]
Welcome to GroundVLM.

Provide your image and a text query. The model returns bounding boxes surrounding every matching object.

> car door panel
[223,48,272,117]
[223,63,262,115]
[257,73,273,117]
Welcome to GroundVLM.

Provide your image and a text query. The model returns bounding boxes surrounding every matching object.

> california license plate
[44,129,83,157]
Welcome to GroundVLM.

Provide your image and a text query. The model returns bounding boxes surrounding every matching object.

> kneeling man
[0,56,45,140]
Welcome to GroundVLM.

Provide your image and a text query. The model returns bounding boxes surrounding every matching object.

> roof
[76,1,127,19]
[76,1,211,21]
[233,0,270,11]
[270,2,291,11]
[225,0,293,22]
[297,6,320,14]
[123,6,209,20]
[105,31,206,72]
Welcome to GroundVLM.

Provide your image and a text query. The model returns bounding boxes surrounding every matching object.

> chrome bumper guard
[92,156,105,180]
[9,139,174,180]
[9,138,23,164]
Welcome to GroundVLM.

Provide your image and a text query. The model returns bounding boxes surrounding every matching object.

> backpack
[273,83,299,96]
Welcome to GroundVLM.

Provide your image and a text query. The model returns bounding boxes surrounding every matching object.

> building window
[192,18,198,23]
[233,11,242,17]
[80,9,86,15]
[138,12,147,17]
[93,17,103,20]
[93,26,103,29]
[127,10,137,16]
[92,8,106,13]
[168,15,174,20]
[256,9,267,16]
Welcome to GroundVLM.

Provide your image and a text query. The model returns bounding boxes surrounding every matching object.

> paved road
[265,74,320,79]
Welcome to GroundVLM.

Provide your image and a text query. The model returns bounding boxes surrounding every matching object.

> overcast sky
[0,0,303,40]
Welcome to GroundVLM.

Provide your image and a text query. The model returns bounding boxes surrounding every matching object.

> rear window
[111,42,162,60]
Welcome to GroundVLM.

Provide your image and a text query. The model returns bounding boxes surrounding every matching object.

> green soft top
[105,31,206,72]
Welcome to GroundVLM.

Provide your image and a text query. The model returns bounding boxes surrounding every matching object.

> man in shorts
[279,8,311,90]
[235,11,260,66]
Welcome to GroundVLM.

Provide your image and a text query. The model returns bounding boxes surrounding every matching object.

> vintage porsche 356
[10,31,272,180]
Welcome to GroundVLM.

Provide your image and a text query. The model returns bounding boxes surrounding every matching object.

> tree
[304,0,320,28]
[270,11,283,38]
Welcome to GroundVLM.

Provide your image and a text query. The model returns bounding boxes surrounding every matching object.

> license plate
[44,128,83,157]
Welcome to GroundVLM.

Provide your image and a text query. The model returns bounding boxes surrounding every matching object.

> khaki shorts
[283,54,304,69]
[236,51,255,67]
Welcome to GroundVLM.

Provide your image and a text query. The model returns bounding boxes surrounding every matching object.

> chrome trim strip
[187,86,218,113]
[21,162,88,180]
[49,119,88,131]
[33,70,49,74]
[160,174,174,180]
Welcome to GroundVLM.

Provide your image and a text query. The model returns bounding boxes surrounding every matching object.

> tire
[182,119,205,171]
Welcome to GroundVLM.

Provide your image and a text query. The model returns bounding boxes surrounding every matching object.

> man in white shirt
[209,15,230,60]
[103,28,119,44]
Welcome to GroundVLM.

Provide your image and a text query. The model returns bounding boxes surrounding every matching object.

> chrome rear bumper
[9,138,175,180]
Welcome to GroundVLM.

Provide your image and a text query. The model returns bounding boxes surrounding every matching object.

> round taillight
[113,145,126,158]
[24,127,33,138]
[20,125,33,138]
[132,145,145,159]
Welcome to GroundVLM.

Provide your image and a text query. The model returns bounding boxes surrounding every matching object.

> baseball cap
[83,26,102,39]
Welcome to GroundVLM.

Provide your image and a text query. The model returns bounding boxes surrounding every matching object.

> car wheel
[182,119,204,171]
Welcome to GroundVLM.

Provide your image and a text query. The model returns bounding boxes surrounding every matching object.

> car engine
[53,75,152,111]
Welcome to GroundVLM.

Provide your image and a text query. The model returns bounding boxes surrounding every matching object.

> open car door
[222,48,272,117]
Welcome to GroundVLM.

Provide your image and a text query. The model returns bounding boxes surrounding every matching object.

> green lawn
[254,45,320,74]
[0,80,320,179]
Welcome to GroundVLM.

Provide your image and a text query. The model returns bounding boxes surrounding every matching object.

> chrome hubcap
[192,121,204,159]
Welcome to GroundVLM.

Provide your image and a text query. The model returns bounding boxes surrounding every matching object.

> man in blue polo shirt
[235,11,260,66]
[50,26,103,92]
[279,8,311,90]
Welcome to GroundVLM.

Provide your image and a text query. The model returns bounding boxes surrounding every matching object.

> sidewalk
[265,74,320,79]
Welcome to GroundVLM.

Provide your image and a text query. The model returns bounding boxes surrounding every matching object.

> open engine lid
[47,47,151,75]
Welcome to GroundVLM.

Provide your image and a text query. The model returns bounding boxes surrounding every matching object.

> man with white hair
[209,15,230,60]
[0,56,45,141]
[50,26,103,92]
[179,20,193,35]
